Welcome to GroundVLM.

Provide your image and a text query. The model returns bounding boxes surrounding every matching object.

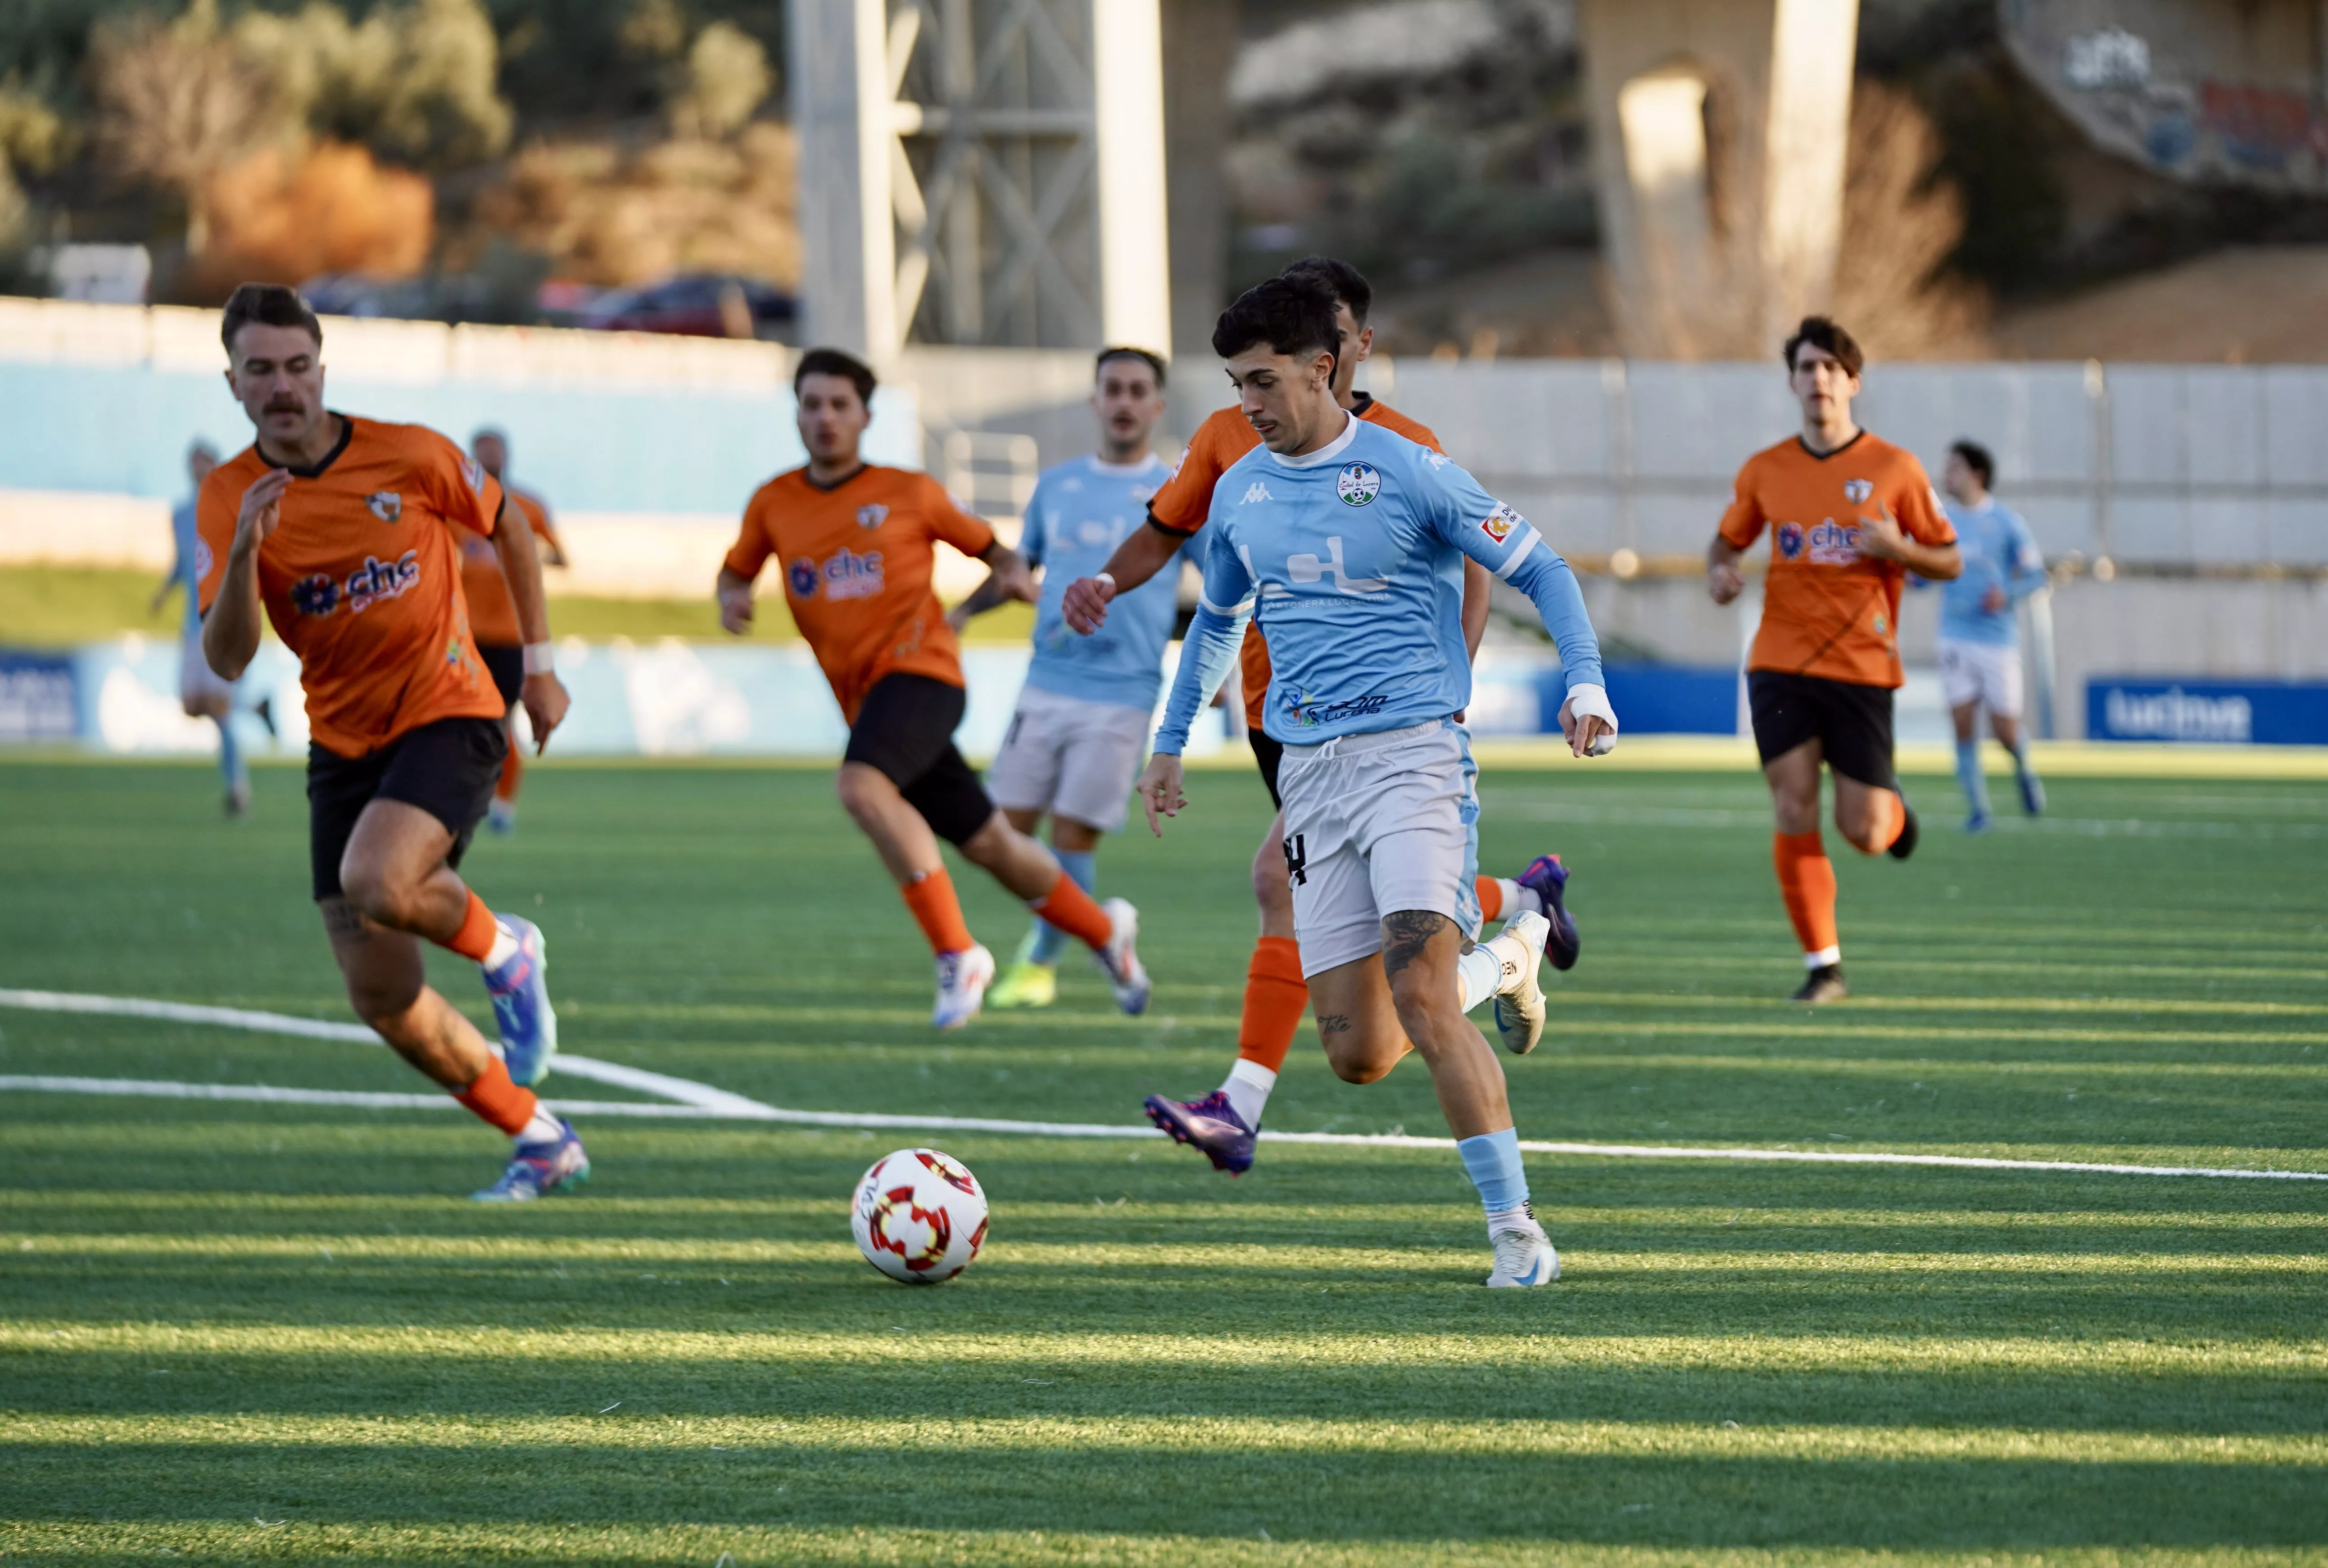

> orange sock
[1031,870,1114,949]
[496,742,523,804]
[1474,875,1504,922]
[445,891,498,962]
[901,868,975,955]
[1236,935,1309,1073]
[455,1056,536,1135]
[1772,831,1840,962]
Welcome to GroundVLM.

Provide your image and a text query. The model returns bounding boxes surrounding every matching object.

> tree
[232,0,511,174]
[672,22,771,141]
[90,0,277,255]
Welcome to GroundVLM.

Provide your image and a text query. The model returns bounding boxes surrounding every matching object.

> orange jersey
[197,416,506,757]
[1718,432,1956,689]
[1150,395,1445,730]
[459,489,563,647]
[724,465,996,723]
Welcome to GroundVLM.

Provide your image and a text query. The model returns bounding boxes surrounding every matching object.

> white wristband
[1566,681,1618,755]
[1094,571,1116,594]
[521,640,555,677]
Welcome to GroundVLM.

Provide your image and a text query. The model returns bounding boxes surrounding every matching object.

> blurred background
[3,0,2324,757]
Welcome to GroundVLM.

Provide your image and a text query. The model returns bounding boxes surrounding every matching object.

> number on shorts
[1281,832,1308,887]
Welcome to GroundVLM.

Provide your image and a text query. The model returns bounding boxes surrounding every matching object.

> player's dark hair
[1783,316,1863,377]
[220,282,322,355]
[1211,275,1341,384]
[1280,256,1372,326]
[794,347,878,405]
[1950,439,1995,488]
[1095,346,1167,389]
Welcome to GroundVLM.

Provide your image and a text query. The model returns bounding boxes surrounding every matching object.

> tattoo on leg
[1380,910,1450,978]
[320,900,370,943]
[1316,1012,1352,1034]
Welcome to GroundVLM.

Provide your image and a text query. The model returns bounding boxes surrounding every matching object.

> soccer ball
[850,1147,989,1284]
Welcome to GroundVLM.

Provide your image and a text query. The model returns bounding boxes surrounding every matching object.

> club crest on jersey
[1336,461,1380,506]
[1843,478,1874,503]
[1480,504,1525,545]
[366,491,402,523]
[790,547,884,601]
[856,503,889,529]
[1776,521,1805,559]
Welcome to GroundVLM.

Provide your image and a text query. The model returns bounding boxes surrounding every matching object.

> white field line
[3,988,2325,1183]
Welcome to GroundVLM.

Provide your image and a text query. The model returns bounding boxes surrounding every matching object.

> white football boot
[932,944,996,1031]
[1485,1221,1560,1288]
[1093,897,1151,1015]
[1487,910,1551,1055]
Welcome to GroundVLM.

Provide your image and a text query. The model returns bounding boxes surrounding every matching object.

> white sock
[483,919,521,969]
[1485,1200,1540,1237]
[517,1103,562,1145]
[1804,945,1841,969]
[1512,882,1545,918]
[1456,941,1506,1013]
[1220,1059,1276,1130]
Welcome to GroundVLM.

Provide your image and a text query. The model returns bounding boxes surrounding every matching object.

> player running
[1707,317,1961,1003]
[1925,438,2046,831]
[1136,275,1618,1287]
[950,347,1196,1009]
[196,283,583,1202]
[1061,258,1578,1173]
[154,438,273,816]
[462,427,568,835]
[715,348,1148,1030]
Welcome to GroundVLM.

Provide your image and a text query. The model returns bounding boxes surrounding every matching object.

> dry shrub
[466,122,798,289]
[187,140,433,293]
[1833,81,1989,359]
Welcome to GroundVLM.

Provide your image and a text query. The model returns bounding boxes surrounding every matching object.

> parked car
[577,273,796,339]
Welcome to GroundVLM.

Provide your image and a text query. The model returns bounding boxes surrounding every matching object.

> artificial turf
[0,758,2323,1564]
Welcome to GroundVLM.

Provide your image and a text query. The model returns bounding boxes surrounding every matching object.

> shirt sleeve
[193,475,237,616]
[1421,457,1604,694]
[722,490,775,580]
[423,431,503,538]
[2001,506,2047,599]
[924,475,998,558]
[1152,522,1257,754]
[1716,457,1766,548]
[1146,422,1226,535]
[524,494,563,556]
[1018,479,1051,571]
[1892,457,1956,545]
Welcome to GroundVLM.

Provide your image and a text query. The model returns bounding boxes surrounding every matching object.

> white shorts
[1273,718,1481,979]
[984,684,1152,834]
[179,628,236,709]
[1938,639,2022,719]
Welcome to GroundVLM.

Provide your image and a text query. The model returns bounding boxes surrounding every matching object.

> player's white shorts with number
[1938,638,2023,718]
[984,684,1152,833]
[1273,718,1482,979]
[179,627,236,709]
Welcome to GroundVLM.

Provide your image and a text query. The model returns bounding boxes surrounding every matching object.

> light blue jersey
[1020,453,1199,711]
[1155,414,1603,751]
[1927,497,2045,646]
[170,498,207,637]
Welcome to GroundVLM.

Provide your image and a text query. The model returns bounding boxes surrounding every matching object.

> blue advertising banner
[2087,679,2328,746]
[1535,664,1740,736]
[0,650,77,742]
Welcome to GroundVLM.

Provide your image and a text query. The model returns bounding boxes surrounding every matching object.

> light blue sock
[1456,1127,1529,1216]
[216,715,246,795]
[1955,738,1989,818]
[1028,848,1097,965]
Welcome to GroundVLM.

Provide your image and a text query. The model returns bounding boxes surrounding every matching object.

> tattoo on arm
[1315,1012,1352,1034]
[1380,910,1451,979]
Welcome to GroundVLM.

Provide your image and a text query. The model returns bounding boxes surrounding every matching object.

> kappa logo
[291,551,421,618]
[1480,504,1525,545]
[790,547,885,601]
[1843,478,1874,504]
[1422,449,1449,470]
[366,491,403,523]
[1239,481,1275,505]
[1336,461,1380,506]
[856,503,889,529]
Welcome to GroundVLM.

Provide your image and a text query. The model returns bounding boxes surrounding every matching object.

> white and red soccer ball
[850,1147,989,1284]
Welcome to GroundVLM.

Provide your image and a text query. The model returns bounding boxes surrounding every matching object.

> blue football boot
[1143,1090,1255,1175]
[2017,768,2047,817]
[472,1119,589,1202]
[480,914,557,1085]
[1515,854,1581,972]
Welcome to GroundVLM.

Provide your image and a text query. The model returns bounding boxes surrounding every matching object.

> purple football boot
[1143,1091,1255,1175]
[1516,854,1581,971]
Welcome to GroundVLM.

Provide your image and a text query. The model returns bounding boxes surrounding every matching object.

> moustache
[264,399,304,413]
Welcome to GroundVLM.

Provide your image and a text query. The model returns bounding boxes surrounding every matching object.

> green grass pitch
[1,758,2323,1565]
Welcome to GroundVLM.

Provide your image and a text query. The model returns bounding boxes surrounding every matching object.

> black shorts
[843,673,995,846]
[307,716,507,901]
[479,643,524,708]
[1249,729,1285,811]
[1748,670,1896,789]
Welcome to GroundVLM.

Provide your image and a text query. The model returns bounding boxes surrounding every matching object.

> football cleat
[1143,1090,1255,1175]
[1515,854,1580,971]
[1964,808,1991,834]
[1094,897,1150,1015]
[988,960,1057,1009]
[482,915,557,1086]
[486,798,516,835]
[2018,770,2046,816]
[932,944,996,1031]
[472,1119,589,1202]
[1485,1223,1560,1288]
[1791,962,1849,1004]
[1886,799,1920,861]
[1489,910,1551,1056]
